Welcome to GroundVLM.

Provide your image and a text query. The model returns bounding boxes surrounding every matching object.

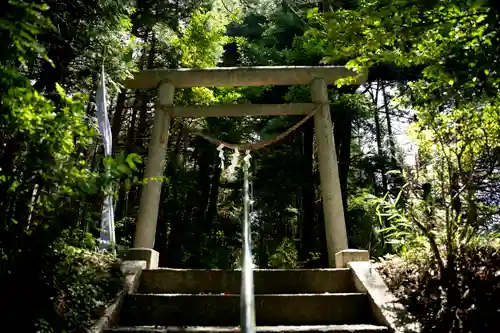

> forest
[1,0,500,332]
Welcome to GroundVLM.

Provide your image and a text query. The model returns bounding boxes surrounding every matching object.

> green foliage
[0,2,136,331]
[378,241,500,332]
[312,0,500,100]
[314,1,500,324]
[0,0,52,64]
[173,10,233,68]
[373,164,500,330]
[312,0,500,245]
[268,238,299,268]
[237,4,319,66]
[48,240,124,332]
[0,55,129,333]
[0,78,100,227]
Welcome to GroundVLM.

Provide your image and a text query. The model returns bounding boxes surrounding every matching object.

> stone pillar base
[335,249,369,268]
[124,248,159,269]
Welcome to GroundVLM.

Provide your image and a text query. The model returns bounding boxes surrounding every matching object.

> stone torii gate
[123,66,366,268]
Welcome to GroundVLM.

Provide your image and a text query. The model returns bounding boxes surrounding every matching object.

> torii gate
[123,66,366,268]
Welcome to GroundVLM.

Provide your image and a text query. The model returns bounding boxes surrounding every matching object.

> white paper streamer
[227,148,240,178]
[96,66,115,252]
[217,143,225,170]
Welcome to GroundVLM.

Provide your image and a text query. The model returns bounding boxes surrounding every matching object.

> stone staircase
[105,268,390,333]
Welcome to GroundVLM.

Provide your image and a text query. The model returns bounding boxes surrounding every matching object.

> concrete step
[138,269,356,294]
[106,325,389,333]
[119,293,375,327]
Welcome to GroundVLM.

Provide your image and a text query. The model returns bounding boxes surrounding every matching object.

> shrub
[49,243,124,332]
[377,242,500,333]
[2,231,124,333]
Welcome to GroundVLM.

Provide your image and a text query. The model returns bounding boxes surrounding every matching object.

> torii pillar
[133,82,174,249]
[311,79,348,266]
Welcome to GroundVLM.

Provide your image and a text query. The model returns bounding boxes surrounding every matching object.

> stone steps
[107,268,390,333]
[138,269,356,294]
[107,325,389,333]
[120,293,374,326]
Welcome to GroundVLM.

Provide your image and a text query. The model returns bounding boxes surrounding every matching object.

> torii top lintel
[123,66,366,89]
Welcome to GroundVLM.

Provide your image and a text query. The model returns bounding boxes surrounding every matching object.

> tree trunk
[299,119,316,266]
[33,38,74,96]
[187,140,216,268]
[111,92,127,146]
[373,88,388,194]
[332,106,352,216]
[157,124,183,267]
[315,199,329,267]
[258,217,267,267]
[127,98,140,151]
[136,31,157,153]
[205,155,222,233]
[381,81,397,167]
[166,136,200,267]
[110,10,142,145]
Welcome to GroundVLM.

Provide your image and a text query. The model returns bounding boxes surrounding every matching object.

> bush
[377,242,500,333]
[49,243,124,332]
[2,231,124,333]
[268,238,299,269]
